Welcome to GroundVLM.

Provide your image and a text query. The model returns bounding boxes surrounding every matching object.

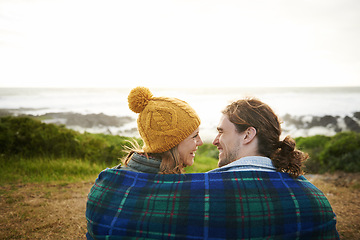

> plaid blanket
[86,169,339,240]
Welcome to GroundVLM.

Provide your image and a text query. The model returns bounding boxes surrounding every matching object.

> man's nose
[212,135,219,146]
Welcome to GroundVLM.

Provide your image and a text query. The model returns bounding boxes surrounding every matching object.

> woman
[115,86,203,174]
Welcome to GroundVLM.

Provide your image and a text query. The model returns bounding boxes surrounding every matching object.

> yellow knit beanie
[128,87,201,153]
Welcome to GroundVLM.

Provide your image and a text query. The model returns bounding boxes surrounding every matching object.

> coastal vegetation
[296,132,360,173]
[1,116,360,184]
[0,116,134,184]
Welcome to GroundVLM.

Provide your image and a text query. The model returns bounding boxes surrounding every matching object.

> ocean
[1,87,359,142]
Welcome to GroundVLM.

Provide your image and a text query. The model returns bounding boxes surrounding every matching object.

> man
[207,97,340,239]
[210,97,306,177]
[86,97,339,239]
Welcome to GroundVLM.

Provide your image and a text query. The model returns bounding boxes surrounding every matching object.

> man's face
[213,115,244,167]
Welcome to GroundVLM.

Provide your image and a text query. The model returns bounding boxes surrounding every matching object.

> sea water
[1,87,359,141]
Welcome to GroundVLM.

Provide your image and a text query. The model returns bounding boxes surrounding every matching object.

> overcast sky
[1,0,360,88]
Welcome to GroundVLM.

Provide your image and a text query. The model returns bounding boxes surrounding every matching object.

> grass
[0,144,219,185]
[186,155,218,173]
[0,155,219,185]
[0,157,111,185]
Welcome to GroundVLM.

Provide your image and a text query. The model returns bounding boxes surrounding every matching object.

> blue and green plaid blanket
[86,169,339,239]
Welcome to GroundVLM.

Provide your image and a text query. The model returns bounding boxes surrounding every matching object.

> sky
[1,0,360,88]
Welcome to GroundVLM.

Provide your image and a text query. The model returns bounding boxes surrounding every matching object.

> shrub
[295,135,331,173]
[296,132,360,173]
[0,116,80,158]
[0,116,133,165]
[319,132,360,172]
[296,135,331,149]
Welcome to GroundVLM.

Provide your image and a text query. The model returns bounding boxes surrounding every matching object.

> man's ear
[243,127,257,144]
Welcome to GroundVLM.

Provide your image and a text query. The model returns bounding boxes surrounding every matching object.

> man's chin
[218,153,225,167]
[217,156,236,168]
[217,159,228,168]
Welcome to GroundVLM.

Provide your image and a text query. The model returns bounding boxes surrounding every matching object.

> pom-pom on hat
[128,86,201,153]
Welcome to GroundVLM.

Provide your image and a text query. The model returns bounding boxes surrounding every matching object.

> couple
[86,87,339,239]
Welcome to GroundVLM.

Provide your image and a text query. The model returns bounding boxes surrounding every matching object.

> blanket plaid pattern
[86,169,339,240]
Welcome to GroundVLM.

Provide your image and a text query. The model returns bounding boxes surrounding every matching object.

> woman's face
[177,127,203,166]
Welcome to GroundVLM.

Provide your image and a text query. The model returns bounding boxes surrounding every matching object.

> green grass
[186,143,219,173]
[0,144,219,184]
[0,154,219,184]
[186,155,218,173]
[0,157,110,185]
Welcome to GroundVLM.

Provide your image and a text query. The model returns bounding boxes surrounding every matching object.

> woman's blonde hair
[122,139,185,174]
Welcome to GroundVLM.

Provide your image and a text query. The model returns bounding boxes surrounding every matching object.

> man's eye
[193,134,198,138]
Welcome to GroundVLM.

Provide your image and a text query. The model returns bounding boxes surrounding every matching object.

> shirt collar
[210,156,276,172]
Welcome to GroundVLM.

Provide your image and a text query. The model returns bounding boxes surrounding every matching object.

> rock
[308,115,338,128]
[282,114,304,128]
[344,116,360,132]
[40,112,134,128]
[354,112,360,120]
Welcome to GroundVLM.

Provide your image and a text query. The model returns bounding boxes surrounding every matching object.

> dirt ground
[0,173,359,240]
[306,172,360,239]
[0,181,91,239]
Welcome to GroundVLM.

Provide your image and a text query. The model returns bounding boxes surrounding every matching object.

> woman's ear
[243,127,257,144]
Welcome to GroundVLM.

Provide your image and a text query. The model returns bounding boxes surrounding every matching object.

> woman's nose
[197,136,204,146]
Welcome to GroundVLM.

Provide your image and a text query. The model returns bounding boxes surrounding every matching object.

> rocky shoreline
[0,109,138,136]
[1,108,360,139]
[281,112,360,137]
